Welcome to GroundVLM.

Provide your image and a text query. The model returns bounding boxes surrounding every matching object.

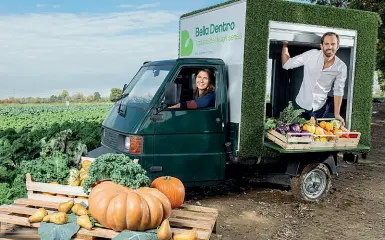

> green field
[0,103,112,131]
[0,103,113,204]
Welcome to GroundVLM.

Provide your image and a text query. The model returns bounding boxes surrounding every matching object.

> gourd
[157,219,172,240]
[173,230,198,240]
[88,181,171,231]
[150,176,185,209]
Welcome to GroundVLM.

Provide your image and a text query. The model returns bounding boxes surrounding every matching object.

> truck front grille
[102,128,122,149]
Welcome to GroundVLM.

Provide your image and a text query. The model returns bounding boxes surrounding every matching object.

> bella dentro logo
[181,30,193,56]
[181,21,236,56]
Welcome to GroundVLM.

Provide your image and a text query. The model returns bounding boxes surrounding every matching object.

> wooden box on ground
[0,174,218,240]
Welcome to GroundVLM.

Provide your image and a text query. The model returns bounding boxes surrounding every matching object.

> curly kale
[264,118,277,130]
[19,152,70,184]
[83,154,151,194]
[0,183,12,205]
[40,129,87,166]
[278,101,306,126]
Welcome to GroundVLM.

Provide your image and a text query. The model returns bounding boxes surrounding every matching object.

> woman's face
[196,71,210,90]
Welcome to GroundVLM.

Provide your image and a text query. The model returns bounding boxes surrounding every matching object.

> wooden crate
[265,129,312,150]
[0,174,218,240]
[335,132,361,147]
[25,173,89,205]
[310,134,337,149]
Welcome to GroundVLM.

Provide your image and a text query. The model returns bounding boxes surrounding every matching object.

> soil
[185,102,385,240]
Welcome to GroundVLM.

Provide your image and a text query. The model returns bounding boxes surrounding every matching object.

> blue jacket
[180,91,215,109]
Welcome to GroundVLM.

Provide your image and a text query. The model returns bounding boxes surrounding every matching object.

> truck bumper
[87,145,119,158]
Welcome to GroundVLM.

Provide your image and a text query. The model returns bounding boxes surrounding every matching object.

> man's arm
[281,43,314,70]
[281,41,290,66]
[333,64,348,126]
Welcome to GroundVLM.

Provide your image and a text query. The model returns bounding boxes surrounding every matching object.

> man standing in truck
[281,32,347,126]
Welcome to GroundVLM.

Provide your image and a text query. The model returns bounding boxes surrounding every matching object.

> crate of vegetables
[266,129,313,150]
[264,103,313,150]
[335,131,361,147]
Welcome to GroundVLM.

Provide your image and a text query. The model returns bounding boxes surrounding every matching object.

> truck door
[152,65,226,183]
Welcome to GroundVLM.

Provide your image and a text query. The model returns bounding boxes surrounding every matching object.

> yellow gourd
[157,219,172,240]
[77,215,93,230]
[173,230,197,240]
[28,208,48,223]
[58,200,74,213]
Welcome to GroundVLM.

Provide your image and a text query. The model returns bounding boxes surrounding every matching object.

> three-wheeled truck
[88,0,379,201]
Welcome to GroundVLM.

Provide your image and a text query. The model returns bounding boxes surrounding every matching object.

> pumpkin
[88,181,171,231]
[150,176,185,209]
[173,230,197,240]
[157,219,172,240]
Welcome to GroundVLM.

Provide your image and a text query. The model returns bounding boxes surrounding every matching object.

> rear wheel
[291,163,331,202]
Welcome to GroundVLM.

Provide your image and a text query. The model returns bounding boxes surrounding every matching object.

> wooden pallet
[0,200,217,240]
[0,173,218,240]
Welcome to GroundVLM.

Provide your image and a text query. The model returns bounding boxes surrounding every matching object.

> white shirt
[283,49,347,111]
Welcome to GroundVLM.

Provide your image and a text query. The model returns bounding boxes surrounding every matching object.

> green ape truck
[88,0,379,201]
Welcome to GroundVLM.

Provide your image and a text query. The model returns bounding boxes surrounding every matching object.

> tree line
[0,88,124,104]
[311,0,385,93]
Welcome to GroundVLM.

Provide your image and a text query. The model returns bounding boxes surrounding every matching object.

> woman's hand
[168,103,180,109]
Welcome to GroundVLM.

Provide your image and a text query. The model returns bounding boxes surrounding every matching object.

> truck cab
[90,58,229,186]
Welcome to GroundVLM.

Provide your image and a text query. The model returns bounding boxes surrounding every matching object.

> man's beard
[324,50,334,57]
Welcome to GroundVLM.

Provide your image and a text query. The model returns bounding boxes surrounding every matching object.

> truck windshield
[122,64,173,104]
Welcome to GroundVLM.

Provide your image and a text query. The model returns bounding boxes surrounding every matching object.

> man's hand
[335,114,345,127]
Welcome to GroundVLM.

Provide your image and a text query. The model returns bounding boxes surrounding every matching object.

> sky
[0,0,231,99]
[0,0,379,99]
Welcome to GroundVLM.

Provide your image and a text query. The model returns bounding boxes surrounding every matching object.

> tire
[291,163,331,202]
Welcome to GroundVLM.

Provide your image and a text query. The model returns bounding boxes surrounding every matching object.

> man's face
[321,35,339,58]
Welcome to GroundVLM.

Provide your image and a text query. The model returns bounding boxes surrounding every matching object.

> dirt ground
[185,103,385,240]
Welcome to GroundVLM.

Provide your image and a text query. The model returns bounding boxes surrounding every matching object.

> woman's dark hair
[195,68,216,98]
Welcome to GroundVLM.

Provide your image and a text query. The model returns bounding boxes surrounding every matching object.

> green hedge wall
[240,0,378,158]
[182,0,378,158]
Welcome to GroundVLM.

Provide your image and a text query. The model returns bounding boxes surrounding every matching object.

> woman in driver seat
[169,68,216,109]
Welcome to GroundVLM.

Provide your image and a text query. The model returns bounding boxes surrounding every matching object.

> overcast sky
[0,0,379,99]
[0,0,228,99]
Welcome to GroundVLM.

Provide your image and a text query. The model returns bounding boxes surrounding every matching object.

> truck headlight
[124,135,143,154]
[124,136,131,150]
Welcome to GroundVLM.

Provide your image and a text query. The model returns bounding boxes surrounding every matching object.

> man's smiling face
[321,35,339,58]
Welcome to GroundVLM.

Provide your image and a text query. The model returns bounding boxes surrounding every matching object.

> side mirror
[164,82,181,106]
[123,84,128,92]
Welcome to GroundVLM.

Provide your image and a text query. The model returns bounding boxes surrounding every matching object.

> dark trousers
[296,97,339,120]
[300,103,328,120]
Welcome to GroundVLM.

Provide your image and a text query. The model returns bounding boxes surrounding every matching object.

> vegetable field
[0,103,111,131]
[0,103,112,204]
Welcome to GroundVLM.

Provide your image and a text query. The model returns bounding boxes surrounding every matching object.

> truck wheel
[291,163,331,202]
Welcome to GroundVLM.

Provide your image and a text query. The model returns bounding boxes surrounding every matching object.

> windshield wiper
[116,92,130,102]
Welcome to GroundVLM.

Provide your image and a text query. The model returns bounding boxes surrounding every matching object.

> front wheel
[291,163,331,202]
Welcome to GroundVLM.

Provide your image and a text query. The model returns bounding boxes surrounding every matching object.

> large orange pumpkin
[88,181,171,231]
[150,176,185,209]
